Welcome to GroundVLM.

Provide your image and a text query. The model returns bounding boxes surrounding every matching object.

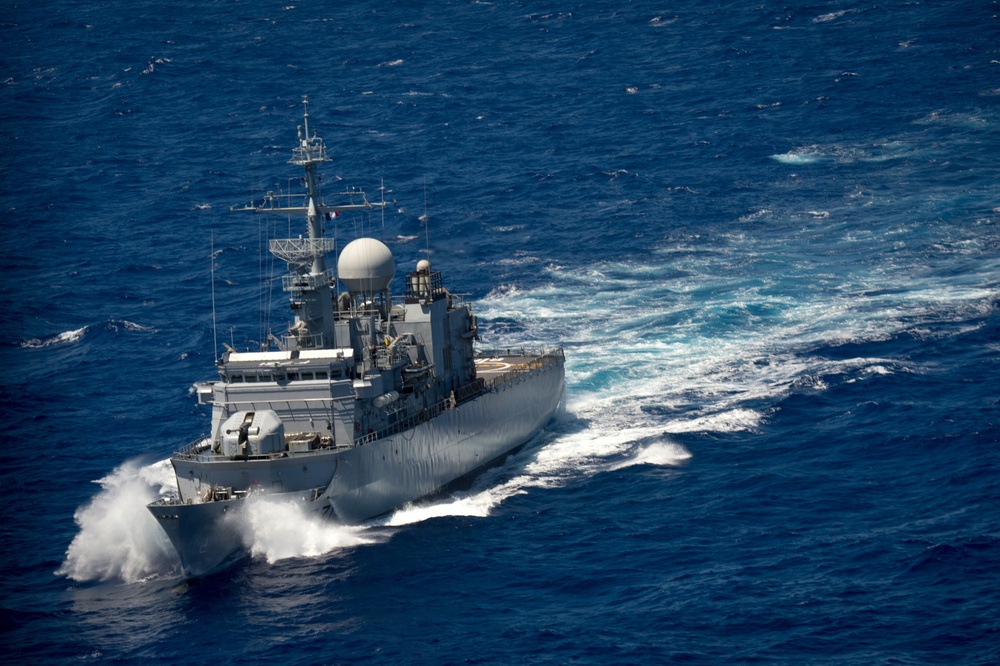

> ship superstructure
[148,100,564,576]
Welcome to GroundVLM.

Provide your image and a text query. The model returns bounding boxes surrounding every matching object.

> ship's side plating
[323,352,564,522]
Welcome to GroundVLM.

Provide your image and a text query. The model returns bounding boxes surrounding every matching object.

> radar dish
[338,238,395,294]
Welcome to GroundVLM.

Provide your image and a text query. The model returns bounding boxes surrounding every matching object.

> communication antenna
[420,176,430,257]
[380,177,386,228]
[211,231,219,361]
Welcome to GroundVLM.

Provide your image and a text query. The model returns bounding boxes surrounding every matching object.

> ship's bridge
[219,348,356,383]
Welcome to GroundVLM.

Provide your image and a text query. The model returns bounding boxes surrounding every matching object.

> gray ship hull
[149,360,563,577]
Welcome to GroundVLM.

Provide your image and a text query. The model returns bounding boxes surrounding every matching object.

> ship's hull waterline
[150,356,564,576]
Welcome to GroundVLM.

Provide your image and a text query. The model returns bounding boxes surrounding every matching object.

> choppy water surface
[2,1,998,663]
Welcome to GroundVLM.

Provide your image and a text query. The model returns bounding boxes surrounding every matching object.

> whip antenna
[421,177,430,257]
[211,231,219,360]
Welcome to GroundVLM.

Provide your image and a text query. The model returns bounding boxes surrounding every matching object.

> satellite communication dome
[337,238,395,294]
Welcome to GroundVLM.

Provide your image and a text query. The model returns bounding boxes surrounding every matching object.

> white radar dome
[337,238,395,294]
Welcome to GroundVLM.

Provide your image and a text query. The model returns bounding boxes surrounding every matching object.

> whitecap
[484,283,520,299]
[664,408,763,434]
[119,320,156,333]
[495,256,541,266]
[608,440,692,470]
[739,208,772,222]
[813,9,857,23]
[649,16,677,27]
[771,151,822,165]
[21,326,87,348]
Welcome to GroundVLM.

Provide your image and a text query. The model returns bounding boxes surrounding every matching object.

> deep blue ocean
[3,1,999,663]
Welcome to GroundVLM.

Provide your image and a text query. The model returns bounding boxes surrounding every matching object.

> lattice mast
[234,97,386,351]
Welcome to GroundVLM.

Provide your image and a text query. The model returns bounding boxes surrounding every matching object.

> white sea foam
[813,9,858,23]
[57,459,178,583]
[771,151,822,165]
[664,408,763,434]
[115,320,157,333]
[238,496,381,563]
[608,440,692,470]
[474,245,991,457]
[385,493,500,526]
[21,320,157,349]
[772,140,917,167]
[21,326,87,348]
[495,255,541,266]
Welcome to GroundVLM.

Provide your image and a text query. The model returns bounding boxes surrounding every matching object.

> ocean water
[2,0,999,663]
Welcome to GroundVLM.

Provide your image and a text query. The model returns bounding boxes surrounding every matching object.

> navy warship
[148,101,565,576]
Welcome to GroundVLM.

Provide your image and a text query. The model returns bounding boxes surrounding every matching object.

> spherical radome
[337,238,395,294]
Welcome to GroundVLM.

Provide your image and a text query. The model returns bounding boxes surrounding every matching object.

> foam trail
[239,496,382,564]
[383,423,693,526]
[58,459,178,583]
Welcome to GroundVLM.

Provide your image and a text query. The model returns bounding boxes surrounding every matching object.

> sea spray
[238,495,382,564]
[58,459,178,583]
